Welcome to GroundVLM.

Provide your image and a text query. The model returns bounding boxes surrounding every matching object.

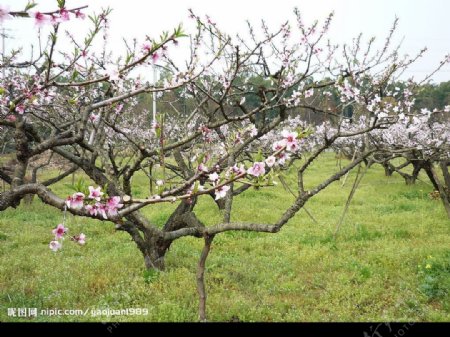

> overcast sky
[2,0,449,83]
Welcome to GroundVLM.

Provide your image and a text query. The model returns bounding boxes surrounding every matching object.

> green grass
[0,153,449,322]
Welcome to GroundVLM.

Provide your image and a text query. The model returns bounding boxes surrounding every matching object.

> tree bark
[429,164,450,219]
[382,162,393,177]
[197,234,214,322]
[423,161,440,191]
[439,161,450,192]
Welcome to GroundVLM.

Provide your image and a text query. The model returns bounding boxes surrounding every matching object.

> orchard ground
[0,153,448,322]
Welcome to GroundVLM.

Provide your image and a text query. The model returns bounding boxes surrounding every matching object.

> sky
[1,0,450,83]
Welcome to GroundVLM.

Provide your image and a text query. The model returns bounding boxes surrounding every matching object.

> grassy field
[0,153,449,322]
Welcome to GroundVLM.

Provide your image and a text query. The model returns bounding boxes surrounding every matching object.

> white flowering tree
[0,1,446,320]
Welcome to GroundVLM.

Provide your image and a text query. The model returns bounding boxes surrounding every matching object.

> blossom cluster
[198,129,303,200]
[0,5,85,26]
[66,186,123,219]
[49,223,86,252]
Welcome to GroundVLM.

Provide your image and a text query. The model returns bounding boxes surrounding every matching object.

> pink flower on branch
[304,88,314,98]
[72,233,86,245]
[265,156,276,168]
[85,204,98,216]
[0,6,11,23]
[90,113,100,123]
[96,203,108,219]
[281,130,298,143]
[281,130,299,152]
[15,104,25,115]
[66,192,85,209]
[247,162,266,177]
[105,66,120,81]
[88,186,103,201]
[272,139,287,152]
[231,164,246,175]
[75,10,85,19]
[32,11,47,27]
[277,152,291,166]
[49,240,62,252]
[209,172,219,182]
[106,196,123,217]
[197,163,209,173]
[214,185,230,200]
[142,43,152,53]
[52,223,67,239]
[59,8,70,22]
[151,53,160,63]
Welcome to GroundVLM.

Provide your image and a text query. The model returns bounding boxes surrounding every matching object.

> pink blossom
[115,103,124,113]
[52,223,67,239]
[265,156,276,168]
[151,53,160,63]
[85,204,98,216]
[197,163,209,173]
[106,196,123,217]
[281,130,299,152]
[49,14,60,24]
[59,8,70,21]
[6,115,16,122]
[286,141,299,152]
[231,164,246,175]
[49,240,62,252]
[32,11,47,27]
[0,6,11,23]
[73,233,86,245]
[200,125,211,138]
[90,113,100,123]
[107,196,123,209]
[142,43,152,52]
[96,203,108,219]
[304,89,314,98]
[75,10,85,20]
[277,152,290,165]
[272,139,287,152]
[209,172,219,181]
[281,130,298,143]
[248,124,258,137]
[105,66,120,81]
[88,186,103,201]
[66,192,85,209]
[215,185,230,200]
[247,162,266,177]
[16,104,25,115]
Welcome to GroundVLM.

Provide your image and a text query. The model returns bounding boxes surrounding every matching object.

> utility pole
[149,64,159,196]
[152,64,158,122]
[1,27,13,80]
[1,27,6,79]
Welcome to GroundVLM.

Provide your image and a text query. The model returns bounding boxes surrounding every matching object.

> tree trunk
[404,175,415,185]
[439,161,450,192]
[142,239,168,270]
[429,165,450,219]
[382,162,393,177]
[133,198,205,271]
[410,161,422,183]
[423,161,440,191]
